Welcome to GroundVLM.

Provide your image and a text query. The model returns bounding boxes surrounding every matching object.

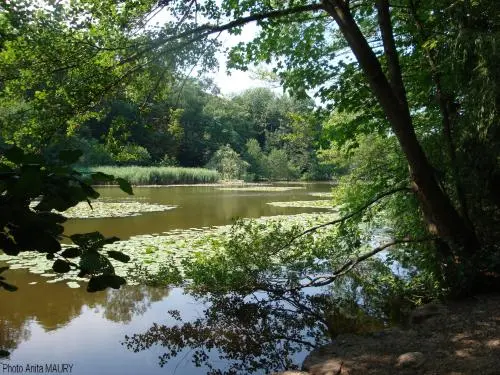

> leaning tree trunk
[322,0,479,256]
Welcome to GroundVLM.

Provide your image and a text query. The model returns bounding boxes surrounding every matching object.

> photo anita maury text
[1,363,74,374]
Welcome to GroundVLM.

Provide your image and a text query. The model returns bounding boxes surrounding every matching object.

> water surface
[1,183,333,374]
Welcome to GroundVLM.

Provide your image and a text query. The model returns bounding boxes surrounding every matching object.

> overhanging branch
[119,3,324,65]
[277,185,412,252]
[303,236,435,288]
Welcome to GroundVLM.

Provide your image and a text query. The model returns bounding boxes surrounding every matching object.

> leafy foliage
[0,144,132,292]
[205,145,249,181]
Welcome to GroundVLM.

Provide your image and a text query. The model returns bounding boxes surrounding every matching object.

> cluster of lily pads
[308,192,333,198]
[266,200,335,209]
[217,186,305,192]
[59,201,177,219]
[0,212,338,287]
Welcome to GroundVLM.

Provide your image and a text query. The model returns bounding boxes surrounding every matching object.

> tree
[142,0,498,291]
[206,144,249,180]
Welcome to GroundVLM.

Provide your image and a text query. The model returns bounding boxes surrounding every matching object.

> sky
[207,22,274,96]
[152,8,277,96]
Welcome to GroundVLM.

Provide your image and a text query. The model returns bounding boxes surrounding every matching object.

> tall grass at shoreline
[83,166,220,185]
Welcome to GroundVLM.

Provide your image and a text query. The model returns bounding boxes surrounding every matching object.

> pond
[0,183,335,375]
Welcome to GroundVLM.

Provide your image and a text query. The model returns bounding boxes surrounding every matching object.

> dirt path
[296,294,500,375]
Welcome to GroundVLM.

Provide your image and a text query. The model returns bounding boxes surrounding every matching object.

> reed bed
[84,166,220,185]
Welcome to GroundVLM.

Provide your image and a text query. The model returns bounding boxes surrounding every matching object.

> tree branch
[119,3,324,65]
[375,0,409,108]
[301,236,435,288]
[277,185,412,252]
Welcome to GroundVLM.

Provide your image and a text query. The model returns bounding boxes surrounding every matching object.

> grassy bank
[84,166,220,185]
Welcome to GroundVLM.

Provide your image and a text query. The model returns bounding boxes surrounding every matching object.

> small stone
[395,352,425,368]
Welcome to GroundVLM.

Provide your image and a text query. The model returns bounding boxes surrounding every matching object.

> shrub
[206,145,249,180]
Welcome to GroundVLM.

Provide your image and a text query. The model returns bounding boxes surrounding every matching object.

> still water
[0,183,333,375]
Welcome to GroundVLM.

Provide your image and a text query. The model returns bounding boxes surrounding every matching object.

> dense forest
[0,0,499,368]
[0,1,336,182]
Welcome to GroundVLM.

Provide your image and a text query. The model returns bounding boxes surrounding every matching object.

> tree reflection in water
[103,285,168,323]
[124,273,390,375]
[0,267,170,356]
[0,320,31,353]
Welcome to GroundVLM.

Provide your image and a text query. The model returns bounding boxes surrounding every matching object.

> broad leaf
[107,250,130,263]
[61,247,82,258]
[116,177,133,195]
[52,259,71,273]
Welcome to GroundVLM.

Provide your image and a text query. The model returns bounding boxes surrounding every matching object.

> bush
[112,144,151,166]
[206,145,249,180]
[266,148,298,180]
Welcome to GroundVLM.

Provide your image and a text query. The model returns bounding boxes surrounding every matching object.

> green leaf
[91,172,115,182]
[79,252,114,274]
[0,280,18,292]
[70,232,105,250]
[116,177,133,195]
[36,233,61,254]
[58,149,83,164]
[87,275,108,292]
[103,236,120,245]
[61,247,82,258]
[107,250,130,263]
[0,349,10,357]
[87,274,125,292]
[52,259,71,273]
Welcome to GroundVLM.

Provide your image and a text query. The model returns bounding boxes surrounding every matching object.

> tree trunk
[321,0,478,255]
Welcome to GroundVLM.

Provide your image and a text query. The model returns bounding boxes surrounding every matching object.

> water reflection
[123,273,392,375]
[1,183,337,373]
[103,285,168,323]
[63,184,333,240]
[0,267,170,357]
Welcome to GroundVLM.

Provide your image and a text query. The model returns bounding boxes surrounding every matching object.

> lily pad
[59,201,177,218]
[267,200,335,209]
[218,186,305,192]
[308,192,333,198]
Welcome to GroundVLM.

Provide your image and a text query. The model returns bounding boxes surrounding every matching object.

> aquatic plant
[84,166,220,185]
